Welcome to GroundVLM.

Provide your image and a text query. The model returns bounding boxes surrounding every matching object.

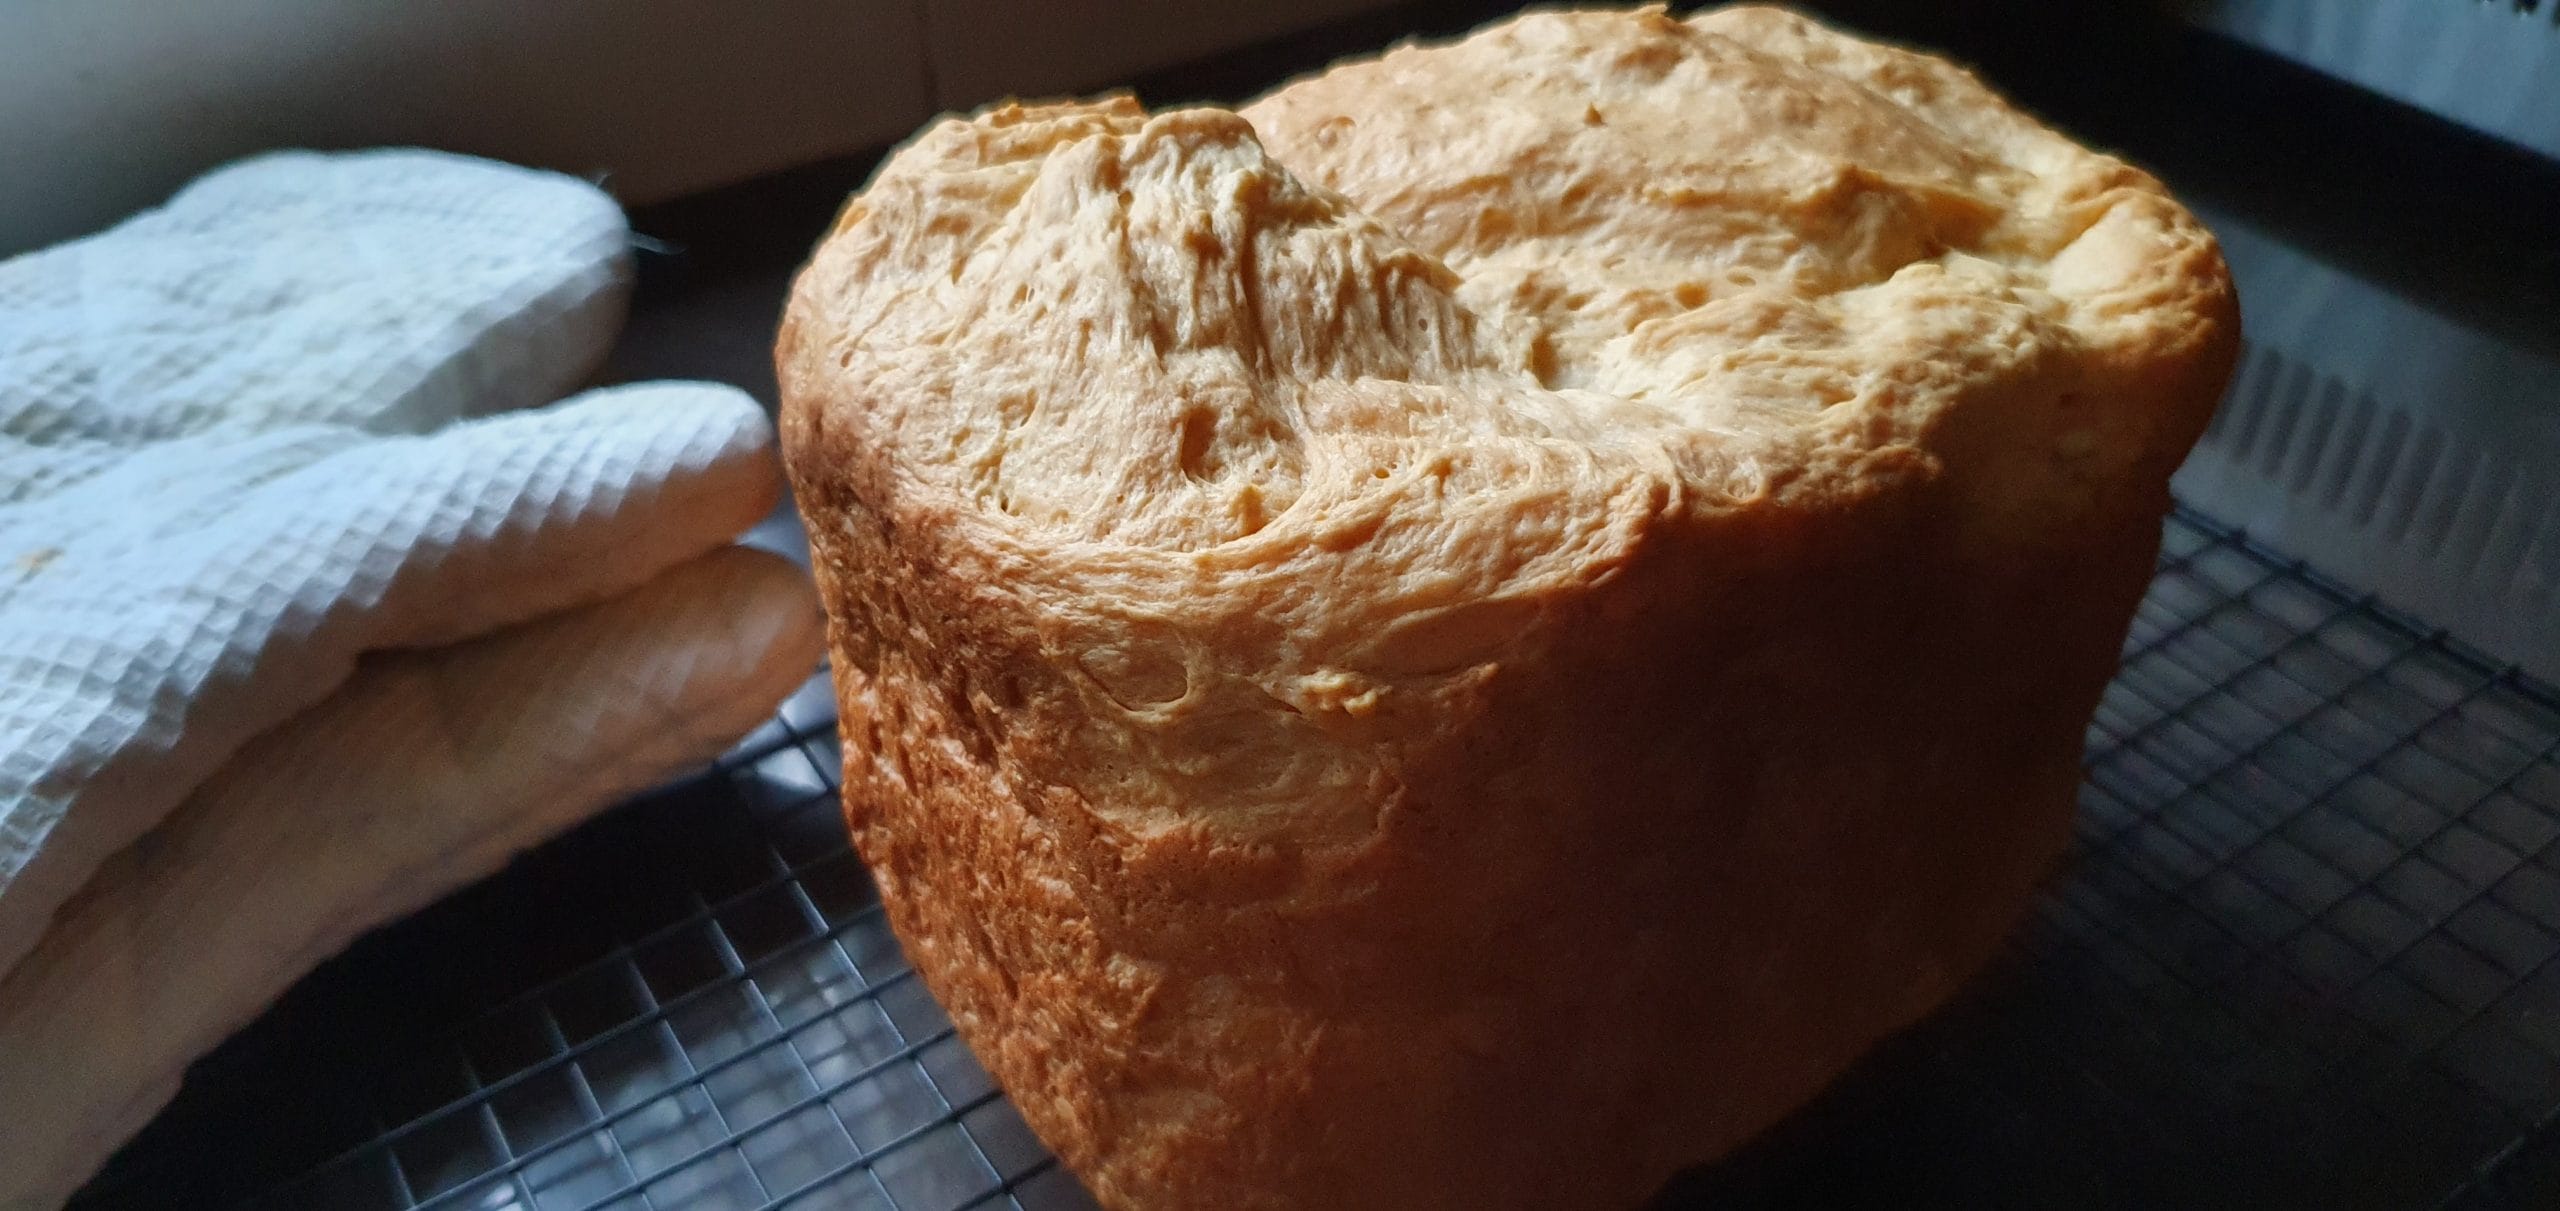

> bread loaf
[777,7,2237,1207]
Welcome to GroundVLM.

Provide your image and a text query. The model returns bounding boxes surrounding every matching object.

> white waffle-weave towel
[0,149,826,1207]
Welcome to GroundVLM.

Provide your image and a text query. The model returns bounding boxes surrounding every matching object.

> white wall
[0,0,1402,255]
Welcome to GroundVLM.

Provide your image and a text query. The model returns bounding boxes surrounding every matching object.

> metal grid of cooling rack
[71,505,2560,1210]
[224,682,1095,1211]
[1671,509,2560,1210]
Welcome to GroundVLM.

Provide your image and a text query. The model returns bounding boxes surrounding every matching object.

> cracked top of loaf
[787,4,2230,539]
[778,4,2236,844]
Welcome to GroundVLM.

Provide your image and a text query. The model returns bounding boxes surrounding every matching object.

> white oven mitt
[0,150,827,1207]
[0,546,822,1209]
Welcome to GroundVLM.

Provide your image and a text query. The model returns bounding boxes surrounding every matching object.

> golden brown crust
[778,6,2236,1208]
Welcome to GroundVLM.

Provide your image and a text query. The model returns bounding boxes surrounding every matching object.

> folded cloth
[0,543,822,1209]
[0,149,825,1206]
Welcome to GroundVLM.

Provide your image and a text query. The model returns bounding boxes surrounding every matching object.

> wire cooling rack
[67,506,2560,1210]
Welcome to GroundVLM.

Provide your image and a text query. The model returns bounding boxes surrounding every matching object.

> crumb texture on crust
[778,6,2236,1209]
[798,4,2227,553]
